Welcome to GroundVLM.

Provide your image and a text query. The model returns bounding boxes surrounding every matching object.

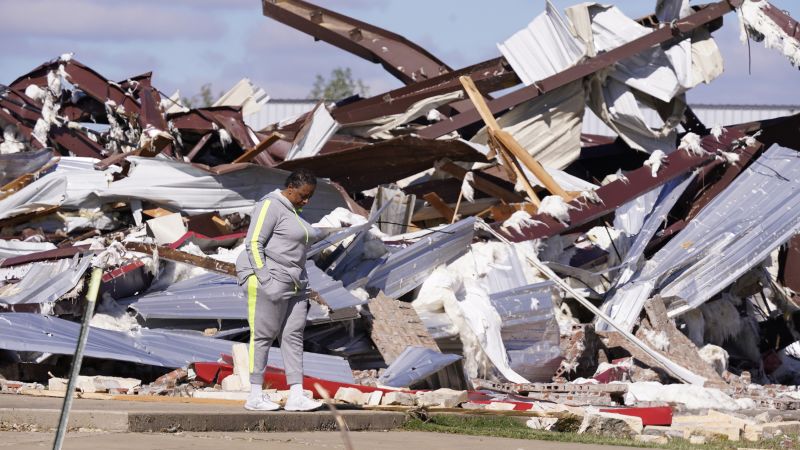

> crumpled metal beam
[418,1,739,139]
[499,128,751,242]
[262,0,451,85]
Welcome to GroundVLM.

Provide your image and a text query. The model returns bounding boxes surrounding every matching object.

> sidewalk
[0,393,406,432]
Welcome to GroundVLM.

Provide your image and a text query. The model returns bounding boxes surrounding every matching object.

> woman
[236,168,323,411]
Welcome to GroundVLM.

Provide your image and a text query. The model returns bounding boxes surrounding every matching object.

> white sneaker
[244,397,280,411]
[284,394,323,411]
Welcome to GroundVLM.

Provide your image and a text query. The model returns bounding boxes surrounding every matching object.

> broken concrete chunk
[634,434,668,445]
[688,435,706,445]
[366,390,383,406]
[642,425,686,440]
[48,375,141,394]
[220,374,246,392]
[334,386,369,405]
[381,391,415,406]
[578,411,643,438]
[526,417,559,430]
[485,402,516,411]
[415,388,468,408]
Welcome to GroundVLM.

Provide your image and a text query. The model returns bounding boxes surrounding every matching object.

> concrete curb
[0,408,129,432]
[0,408,408,433]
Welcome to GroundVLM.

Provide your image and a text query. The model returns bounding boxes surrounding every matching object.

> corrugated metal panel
[359,218,477,298]
[0,254,92,306]
[489,280,563,382]
[600,145,800,330]
[128,261,365,321]
[244,100,317,131]
[582,105,800,137]
[0,313,354,383]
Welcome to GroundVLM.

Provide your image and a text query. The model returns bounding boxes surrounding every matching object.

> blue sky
[2,0,798,104]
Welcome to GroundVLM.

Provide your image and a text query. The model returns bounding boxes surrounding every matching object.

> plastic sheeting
[489,280,562,382]
[0,313,354,383]
[378,346,462,388]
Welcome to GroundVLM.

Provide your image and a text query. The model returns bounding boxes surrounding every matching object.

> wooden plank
[142,207,175,219]
[458,75,501,131]
[232,132,284,164]
[422,192,456,222]
[186,132,213,161]
[493,129,571,199]
[124,241,236,276]
[458,76,540,205]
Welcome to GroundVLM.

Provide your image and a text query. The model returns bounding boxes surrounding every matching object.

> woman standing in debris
[236,168,323,411]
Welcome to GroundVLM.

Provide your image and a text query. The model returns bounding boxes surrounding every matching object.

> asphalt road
[1,431,650,450]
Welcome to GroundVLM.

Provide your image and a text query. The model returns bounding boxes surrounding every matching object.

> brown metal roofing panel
[276,136,488,192]
[498,128,751,242]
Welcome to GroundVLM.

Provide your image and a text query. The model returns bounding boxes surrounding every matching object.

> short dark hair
[285,168,317,188]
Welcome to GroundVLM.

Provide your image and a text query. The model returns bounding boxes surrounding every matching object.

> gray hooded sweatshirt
[236,190,315,293]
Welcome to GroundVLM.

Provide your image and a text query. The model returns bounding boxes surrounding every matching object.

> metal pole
[53,267,103,450]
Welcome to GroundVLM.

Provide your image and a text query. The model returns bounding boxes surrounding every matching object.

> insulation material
[538,195,575,226]
[498,0,586,86]
[458,280,530,383]
[471,81,585,170]
[738,0,800,69]
[460,172,475,203]
[643,150,667,177]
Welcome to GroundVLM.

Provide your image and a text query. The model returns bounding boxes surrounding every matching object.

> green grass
[401,414,799,450]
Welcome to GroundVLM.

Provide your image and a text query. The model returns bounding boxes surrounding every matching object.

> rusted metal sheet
[333,57,519,124]
[760,0,800,41]
[136,78,173,157]
[11,59,141,118]
[779,235,800,292]
[0,246,90,268]
[418,1,737,139]
[499,129,750,242]
[168,107,255,150]
[276,135,488,193]
[262,0,451,85]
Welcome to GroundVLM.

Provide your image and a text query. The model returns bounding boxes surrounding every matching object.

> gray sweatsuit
[236,190,315,386]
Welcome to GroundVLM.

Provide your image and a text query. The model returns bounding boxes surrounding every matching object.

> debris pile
[1,0,800,443]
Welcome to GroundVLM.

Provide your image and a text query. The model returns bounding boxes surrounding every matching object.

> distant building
[246,99,800,137]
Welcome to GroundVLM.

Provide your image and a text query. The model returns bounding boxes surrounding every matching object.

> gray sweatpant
[244,275,309,386]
